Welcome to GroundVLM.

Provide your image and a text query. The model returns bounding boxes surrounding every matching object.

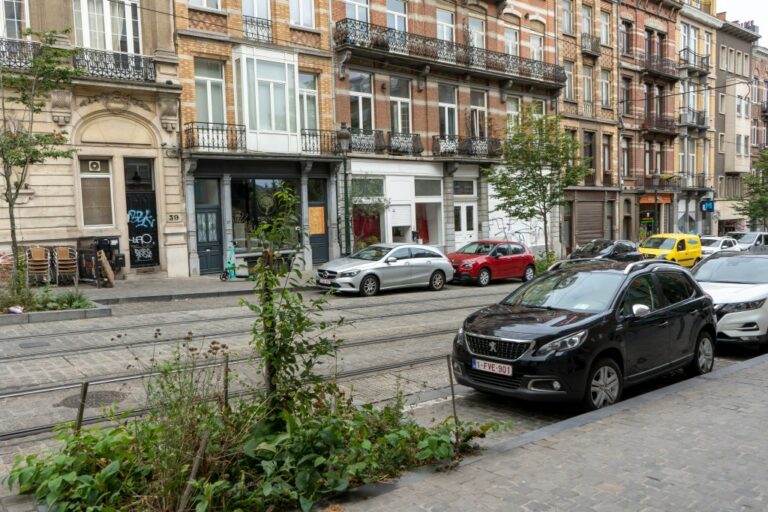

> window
[688,138,695,174]
[562,0,573,34]
[600,11,610,45]
[2,0,26,39]
[189,0,219,10]
[704,32,712,59]
[728,48,734,73]
[351,177,384,197]
[602,134,611,173]
[504,28,519,56]
[718,133,724,153]
[746,136,749,151]
[298,72,318,131]
[644,141,650,173]
[581,5,592,36]
[436,9,454,42]
[620,77,631,114]
[386,0,406,31]
[454,180,474,195]
[245,58,296,132]
[531,99,545,118]
[389,77,411,133]
[468,17,485,49]
[600,69,611,108]
[644,30,653,55]
[470,90,487,138]
[620,21,631,55]
[74,0,141,52]
[506,96,520,129]
[753,78,760,103]
[345,0,368,22]
[195,59,225,123]
[415,179,441,196]
[290,0,313,27]
[657,273,694,305]
[583,132,595,170]
[718,93,725,114]
[753,120,759,145]
[564,61,574,101]
[530,34,543,61]
[764,80,768,103]
[736,134,742,155]
[654,142,662,172]
[583,65,593,112]
[349,70,373,130]
[719,45,727,70]
[654,85,663,115]
[736,51,742,75]
[736,96,742,117]
[621,137,630,177]
[621,275,658,315]
[438,84,456,135]
[643,83,650,114]
[744,55,750,77]
[80,159,113,227]
[681,24,688,57]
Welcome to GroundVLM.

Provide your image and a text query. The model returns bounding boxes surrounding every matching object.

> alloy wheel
[697,335,714,373]
[430,271,445,290]
[478,269,490,287]
[360,276,378,297]
[590,366,620,409]
[523,266,535,282]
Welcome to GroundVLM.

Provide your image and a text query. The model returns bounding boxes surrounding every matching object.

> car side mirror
[631,304,651,318]
[386,256,398,263]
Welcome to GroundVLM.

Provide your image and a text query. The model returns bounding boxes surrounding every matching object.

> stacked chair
[25,246,51,286]
[54,246,78,286]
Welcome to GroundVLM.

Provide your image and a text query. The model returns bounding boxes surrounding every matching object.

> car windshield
[728,232,756,243]
[503,271,625,313]
[641,237,676,250]
[692,256,768,284]
[577,240,612,255]
[455,242,495,255]
[700,238,720,247]
[350,245,390,261]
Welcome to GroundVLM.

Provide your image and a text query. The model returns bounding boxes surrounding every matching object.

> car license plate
[472,359,513,376]
[318,278,331,285]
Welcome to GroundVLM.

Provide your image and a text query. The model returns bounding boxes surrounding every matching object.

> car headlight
[454,326,465,348]
[720,299,766,314]
[339,269,361,278]
[657,253,669,260]
[461,262,474,269]
[536,330,588,357]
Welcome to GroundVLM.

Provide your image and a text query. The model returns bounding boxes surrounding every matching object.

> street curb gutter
[91,285,315,305]
[338,352,768,505]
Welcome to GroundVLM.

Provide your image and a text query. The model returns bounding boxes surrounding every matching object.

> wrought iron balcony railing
[679,173,710,190]
[603,172,614,187]
[387,132,423,155]
[679,108,708,129]
[74,48,155,82]
[0,38,39,69]
[301,129,338,155]
[581,34,600,56]
[431,135,502,158]
[642,174,680,192]
[639,53,679,81]
[679,48,710,75]
[243,16,273,43]
[349,128,386,153]
[642,114,678,135]
[583,172,596,186]
[184,122,246,151]
[334,19,566,86]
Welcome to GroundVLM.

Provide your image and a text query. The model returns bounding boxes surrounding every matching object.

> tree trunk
[542,213,549,256]
[7,192,21,295]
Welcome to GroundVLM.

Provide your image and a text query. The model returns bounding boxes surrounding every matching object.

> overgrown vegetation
[534,252,558,275]
[736,149,768,231]
[6,186,506,511]
[0,287,92,312]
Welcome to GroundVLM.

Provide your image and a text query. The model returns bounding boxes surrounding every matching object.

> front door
[454,202,477,249]
[125,159,160,268]
[308,178,329,264]
[197,208,222,273]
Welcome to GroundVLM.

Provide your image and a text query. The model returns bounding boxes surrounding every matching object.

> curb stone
[0,303,111,326]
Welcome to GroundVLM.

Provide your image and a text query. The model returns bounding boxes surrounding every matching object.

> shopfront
[639,193,672,238]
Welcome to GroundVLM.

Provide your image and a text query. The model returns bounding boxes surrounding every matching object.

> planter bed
[0,302,111,326]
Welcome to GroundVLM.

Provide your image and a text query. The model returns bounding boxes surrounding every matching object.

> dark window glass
[453,180,474,195]
[657,272,694,305]
[415,179,441,196]
[412,247,440,258]
[390,247,412,259]
[677,239,686,251]
[509,243,525,255]
[621,275,658,316]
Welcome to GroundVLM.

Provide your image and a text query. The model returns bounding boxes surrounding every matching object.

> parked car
[447,240,536,287]
[700,236,740,256]
[452,259,716,410]
[316,243,454,297]
[569,239,643,262]
[639,233,702,267]
[726,232,768,252]
[692,252,768,345]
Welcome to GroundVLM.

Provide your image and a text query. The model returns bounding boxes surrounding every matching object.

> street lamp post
[336,123,352,255]
[652,172,661,234]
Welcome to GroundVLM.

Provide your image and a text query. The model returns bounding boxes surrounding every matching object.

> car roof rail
[623,259,681,274]
[548,258,612,271]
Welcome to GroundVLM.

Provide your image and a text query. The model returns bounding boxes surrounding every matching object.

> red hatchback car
[447,240,536,286]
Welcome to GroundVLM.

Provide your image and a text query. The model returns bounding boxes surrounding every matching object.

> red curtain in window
[353,209,381,242]
[416,203,430,244]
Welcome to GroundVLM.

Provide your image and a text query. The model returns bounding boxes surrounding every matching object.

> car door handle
[655,320,670,327]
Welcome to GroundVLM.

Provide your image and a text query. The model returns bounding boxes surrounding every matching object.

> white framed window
[719,93,725,114]
[1,0,27,39]
[581,5,592,36]
[736,134,742,155]
[504,28,519,56]
[530,34,543,61]
[389,77,411,133]
[688,138,695,174]
[506,96,520,130]
[744,55,750,77]
[763,126,767,146]
[189,0,220,10]
[349,70,373,130]
[244,0,270,20]
[436,9,454,42]
[736,51,742,75]
[719,45,727,70]
[764,80,768,103]
[79,159,114,227]
[290,0,313,27]
[470,90,487,138]
[468,17,485,49]
[754,78,759,103]
[620,77,630,114]
[654,142,662,172]
[583,65,593,109]
[531,99,545,118]
[621,137,630,177]
[654,85,662,115]
[386,0,406,31]
[600,69,611,108]
[298,72,318,131]
[562,0,573,34]
[746,136,749,150]
[195,59,225,123]
[728,48,735,72]
[74,0,142,53]
[345,0,368,22]
[438,84,456,136]
[602,134,611,172]
[736,96,742,117]
[620,22,631,55]
[564,61,574,101]
[752,123,758,144]
[243,58,297,133]
[718,133,725,153]
[704,32,712,59]
[600,11,610,45]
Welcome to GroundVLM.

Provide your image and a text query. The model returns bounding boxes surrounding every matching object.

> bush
[0,287,92,313]
[534,251,557,275]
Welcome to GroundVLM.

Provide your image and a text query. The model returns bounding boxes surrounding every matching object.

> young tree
[486,107,588,255]
[735,150,768,231]
[0,31,79,295]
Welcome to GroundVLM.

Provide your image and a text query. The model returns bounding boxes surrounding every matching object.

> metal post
[655,187,659,234]
[343,155,351,255]
[74,381,89,433]
[446,355,460,450]
[222,353,230,415]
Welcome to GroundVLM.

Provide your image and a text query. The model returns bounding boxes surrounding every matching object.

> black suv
[452,260,717,410]
[569,239,642,262]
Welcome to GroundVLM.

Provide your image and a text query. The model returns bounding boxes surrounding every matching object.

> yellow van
[639,233,703,268]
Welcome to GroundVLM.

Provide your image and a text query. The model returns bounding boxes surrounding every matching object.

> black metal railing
[583,172,596,186]
[432,134,460,156]
[640,53,679,80]
[679,108,708,129]
[431,135,502,158]
[0,38,39,69]
[642,174,679,192]
[387,132,423,155]
[679,173,709,189]
[642,114,678,134]
[349,128,386,153]
[679,48,710,74]
[581,34,600,56]
[603,172,614,187]
[243,16,273,43]
[184,122,246,151]
[74,48,155,82]
[301,129,338,155]
[334,19,566,84]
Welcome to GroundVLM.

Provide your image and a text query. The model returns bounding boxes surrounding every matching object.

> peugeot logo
[488,341,497,352]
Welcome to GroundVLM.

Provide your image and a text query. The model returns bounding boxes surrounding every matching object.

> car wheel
[358,275,379,297]
[220,271,230,282]
[522,265,535,282]
[428,271,446,291]
[685,331,715,377]
[583,358,622,411]
[477,268,491,287]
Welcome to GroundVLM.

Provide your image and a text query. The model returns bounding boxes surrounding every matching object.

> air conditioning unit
[88,160,102,172]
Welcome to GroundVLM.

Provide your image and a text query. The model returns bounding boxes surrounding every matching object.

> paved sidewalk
[340,354,768,512]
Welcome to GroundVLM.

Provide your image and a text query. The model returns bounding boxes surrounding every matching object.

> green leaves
[735,150,768,229]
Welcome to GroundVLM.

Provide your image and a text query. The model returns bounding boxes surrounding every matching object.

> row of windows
[564,62,612,108]
[561,0,611,45]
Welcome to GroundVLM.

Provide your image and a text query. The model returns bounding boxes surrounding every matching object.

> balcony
[678,108,709,132]
[679,173,711,190]
[184,122,246,152]
[642,174,679,192]
[334,19,566,89]
[243,16,273,43]
[679,48,710,76]
[642,114,678,136]
[762,102,768,120]
[561,100,615,121]
[581,34,601,57]
[301,129,338,155]
[582,172,615,188]
[387,132,423,155]
[639,53,679,81]
[350,129,386,153]
[431,135,502,158]
[0,38,39,70]
[73,48,155,82]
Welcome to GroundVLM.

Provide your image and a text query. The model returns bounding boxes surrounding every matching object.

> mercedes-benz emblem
[489,341,497,352]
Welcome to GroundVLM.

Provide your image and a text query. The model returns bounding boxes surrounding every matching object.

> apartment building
[675,0,719,235]
[0,0,187,277]
[715,15,759,234]
[558,0,619,254]
[177,0,340,275]
[751,40,768,187]
[332,0,565,254]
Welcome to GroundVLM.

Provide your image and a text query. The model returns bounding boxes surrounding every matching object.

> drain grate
[57,390,128,409]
